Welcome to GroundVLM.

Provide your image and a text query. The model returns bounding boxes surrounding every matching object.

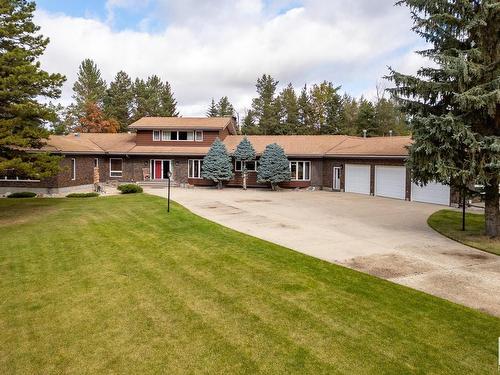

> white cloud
[35,0,422,116]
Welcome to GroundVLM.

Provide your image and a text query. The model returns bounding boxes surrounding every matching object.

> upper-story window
[195,130,203,142]
[153,130,161,141]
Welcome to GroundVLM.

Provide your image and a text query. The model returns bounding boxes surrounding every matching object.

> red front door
[155,160,162,180]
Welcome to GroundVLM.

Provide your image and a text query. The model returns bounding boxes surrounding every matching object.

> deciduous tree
[76,102,119,133]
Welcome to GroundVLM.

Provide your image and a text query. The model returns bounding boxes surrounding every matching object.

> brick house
[0,116,452,205]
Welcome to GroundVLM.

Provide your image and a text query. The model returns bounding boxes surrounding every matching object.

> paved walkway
[146,187,500,316]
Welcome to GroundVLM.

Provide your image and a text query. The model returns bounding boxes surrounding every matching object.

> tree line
[241,75,409,136]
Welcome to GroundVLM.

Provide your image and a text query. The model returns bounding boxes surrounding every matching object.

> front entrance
[150,159,173,180]
[333,166,341,190]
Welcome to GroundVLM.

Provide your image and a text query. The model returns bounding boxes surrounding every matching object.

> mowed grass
[428,210,500,256]
[0,195,499,374]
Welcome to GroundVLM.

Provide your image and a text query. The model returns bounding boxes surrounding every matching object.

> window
[153,130,161,141]
[235,160,257,172]
[160,131,195,141]
[110,158,123,177]
[290,161,310,181]
[71,158,76,180]
[162,130,169,141]
[188,159,203,179]
[94,158,99,168]
[195,130,203,142]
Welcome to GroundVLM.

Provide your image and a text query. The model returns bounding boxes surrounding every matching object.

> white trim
[195,130,203,142]
[333,166,341,190]
[71,158,76,180]
[161,130,195,141]
[1,176,40,182]
[188,159,203,179]
[290,161,310,181]
[150,159,173,180]
[109,158,123,177]
[94,158,99,168]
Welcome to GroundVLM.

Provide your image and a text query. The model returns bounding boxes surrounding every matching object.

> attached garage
[411,182,450,205]
[375,166,406,200]
[345,164,370,195]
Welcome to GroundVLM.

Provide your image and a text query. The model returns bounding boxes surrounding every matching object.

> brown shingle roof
[46,133,135,154]
[129,116,234,130]
[325,136,411,157]
[223,135,350,157]
[127,145,210,155]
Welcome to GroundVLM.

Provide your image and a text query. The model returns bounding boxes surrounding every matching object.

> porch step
[137,180,181,188]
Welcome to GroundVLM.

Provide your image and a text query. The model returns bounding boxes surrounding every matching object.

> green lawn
[428,210,500,256]
[1,195,499,374]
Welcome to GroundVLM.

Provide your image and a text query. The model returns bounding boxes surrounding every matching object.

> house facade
[0,116,453,205]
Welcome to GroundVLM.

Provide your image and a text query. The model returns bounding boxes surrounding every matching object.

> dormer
[129,116,237,147]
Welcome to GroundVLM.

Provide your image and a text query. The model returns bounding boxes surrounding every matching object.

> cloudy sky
[34,0,425,117]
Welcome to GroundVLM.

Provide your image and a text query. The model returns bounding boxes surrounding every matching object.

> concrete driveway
[146,187,500,316]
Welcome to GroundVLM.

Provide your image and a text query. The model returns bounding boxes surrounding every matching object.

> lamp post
[167,170,172,213]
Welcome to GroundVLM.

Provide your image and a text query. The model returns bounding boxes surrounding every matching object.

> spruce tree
[276,83,299,134]
[251,74,279,135]
[160,81,178,117]
[338,94,359,135]
[233,137,256,190]
[104,71,133,132]
[0,0,66,179]
[297,85,314,134]
[216,96,235,117]
[72,59,107,117]
[387,0,499,236]
[207,98,218,117]
[202,138,233,189]
[257,143,290,190]
[132,76,178,119]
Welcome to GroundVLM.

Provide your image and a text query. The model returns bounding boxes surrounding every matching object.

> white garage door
[345,164,370,195]
[375,166,406,200]
[411,182,450,205]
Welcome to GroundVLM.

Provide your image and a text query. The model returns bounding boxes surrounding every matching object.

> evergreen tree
[387,0,500,236]
[355,98,376,137]
[216,96,235,117]
[276,83,299,134]
[207,98,218,117]
[297,84,314,134]
[309,81,341,134]
[160,81,178,117]
[338,94,359,135]
[104,71,133,132]
[251,74,279,134]
[0,0,66,179]
[72,59,106,117]
[373,98,409,136]
[201,138,233,189]
[257,143,290,191]
[233,137,256,190]
[241,109,260,135]
[132,78,148,121]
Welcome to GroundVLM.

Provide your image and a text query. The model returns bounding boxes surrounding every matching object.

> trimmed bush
[7,192,37,198]
[66,192,99,198]
[117,184,143,194]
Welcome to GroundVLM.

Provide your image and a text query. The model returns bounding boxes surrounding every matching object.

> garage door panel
[345,164,370,195]
[375,166,406,200]
[411,182,450,205]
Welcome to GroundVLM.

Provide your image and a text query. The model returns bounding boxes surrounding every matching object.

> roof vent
[74,132,79,137]
[389,130,393,137]
[362,129,367,138]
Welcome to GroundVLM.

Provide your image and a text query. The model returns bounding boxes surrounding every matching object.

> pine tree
[207,98,218,117]
[309,81,342,134]
[104,71,133,132]
[0,0,66,179]
[72,59,107,117]
[201,138,233,189]
[132,78,148,121]
[257,143,290,190]
[160,81,178,117]
[387,0,500,236]
[241,109,260,134]
[297,85,314,134]
[233,137,256,190]
[338,94,359,135]
[276,83,299,134]
[216,96,235,117]
[251,74,279,135]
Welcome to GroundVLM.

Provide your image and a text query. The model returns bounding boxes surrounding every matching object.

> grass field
[1,194,499,374]
[428,210,500,256]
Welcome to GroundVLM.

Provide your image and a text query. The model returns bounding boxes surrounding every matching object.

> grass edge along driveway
[1,194,499,374]
[428,209,500,256]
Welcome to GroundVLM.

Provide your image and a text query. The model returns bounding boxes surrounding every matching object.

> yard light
[167,171,172,213]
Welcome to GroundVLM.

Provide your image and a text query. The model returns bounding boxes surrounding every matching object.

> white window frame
[109,158,123,178]
[290,161,311,181]
[188,159,203,179]
[94,158,99,168]
[71,158,76,180]
[195,130,203,142]
[161,130,195,141]
[235,160,257,172]
[153,130,161,141]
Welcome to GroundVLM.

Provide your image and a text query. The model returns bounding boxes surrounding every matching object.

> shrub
[117,184,143,194]
[7,191,37,198]
[66,192,99,198]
